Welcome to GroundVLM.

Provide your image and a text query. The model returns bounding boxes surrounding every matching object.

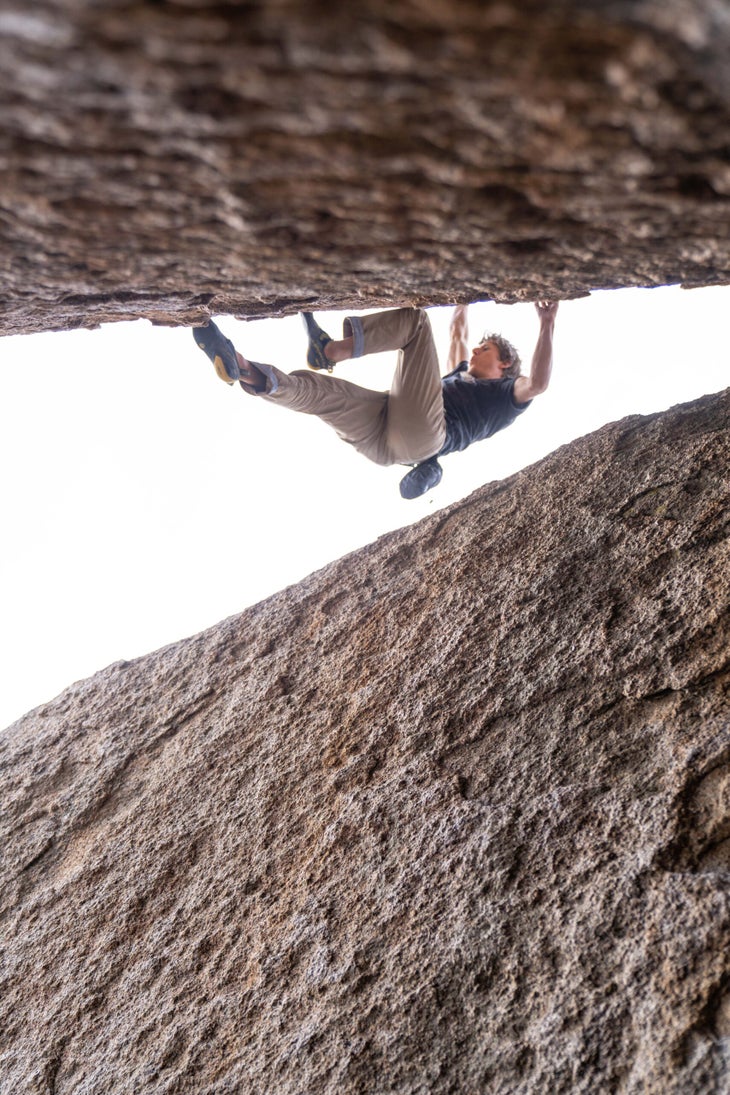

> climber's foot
[192,320,241,384]
[301,312,335,372]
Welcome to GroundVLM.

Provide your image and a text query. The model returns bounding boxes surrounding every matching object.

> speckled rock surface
[1,0,730,335]
[1,387,728,1093]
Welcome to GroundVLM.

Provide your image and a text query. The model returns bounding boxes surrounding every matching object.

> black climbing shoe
[301,312,334,373]
[192,320,241,384]
[399,457,443,499]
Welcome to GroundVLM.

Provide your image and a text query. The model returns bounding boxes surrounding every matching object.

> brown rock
[1,387,729,1092]
[1,1,730,335]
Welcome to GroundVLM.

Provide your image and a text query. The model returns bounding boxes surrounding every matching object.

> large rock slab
[1,387,729,1093]
[1,0,730,334]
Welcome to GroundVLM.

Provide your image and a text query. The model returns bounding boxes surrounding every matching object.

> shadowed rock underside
[1,387,728,1093]
[1,0,730,335]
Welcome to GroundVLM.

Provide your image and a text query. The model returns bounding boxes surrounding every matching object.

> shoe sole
[211,352,236,385]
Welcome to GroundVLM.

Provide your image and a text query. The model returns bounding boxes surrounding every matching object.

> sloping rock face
[1,0,730,335]
[2,388,729,1093]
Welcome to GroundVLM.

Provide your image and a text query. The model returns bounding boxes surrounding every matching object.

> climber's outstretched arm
[513,301,558,404]
[447,304,469,372]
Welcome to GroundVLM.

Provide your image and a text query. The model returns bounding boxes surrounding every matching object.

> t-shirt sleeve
[442,361,469,380]
[507,377,531,411]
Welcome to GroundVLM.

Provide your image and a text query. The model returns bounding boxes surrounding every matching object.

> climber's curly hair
[481,333,522,378]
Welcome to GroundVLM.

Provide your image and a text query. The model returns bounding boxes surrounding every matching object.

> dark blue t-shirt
[438,362,530,456]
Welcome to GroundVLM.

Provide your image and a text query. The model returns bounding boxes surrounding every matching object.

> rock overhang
[0,0,729,336]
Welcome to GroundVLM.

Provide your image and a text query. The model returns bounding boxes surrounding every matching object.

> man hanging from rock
[192,301,558,498]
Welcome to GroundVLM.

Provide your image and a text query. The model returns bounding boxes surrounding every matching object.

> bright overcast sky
[1,285,728,730]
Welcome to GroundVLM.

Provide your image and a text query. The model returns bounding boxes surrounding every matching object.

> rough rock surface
[1,388,729,1093]
[1,0,730,335]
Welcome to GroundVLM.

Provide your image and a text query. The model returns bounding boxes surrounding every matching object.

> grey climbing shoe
[192,320,241,384]
[301,312,334,373]
[399,457,443,499]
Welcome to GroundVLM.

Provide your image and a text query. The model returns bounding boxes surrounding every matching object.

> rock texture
[1,388,729,1093]
[1,0,730,335]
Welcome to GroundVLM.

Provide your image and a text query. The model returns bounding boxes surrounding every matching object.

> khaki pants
[257,308,446,466]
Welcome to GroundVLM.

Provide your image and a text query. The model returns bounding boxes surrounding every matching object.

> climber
[192,300,558,498]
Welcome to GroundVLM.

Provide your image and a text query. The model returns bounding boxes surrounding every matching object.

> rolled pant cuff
[344,315,365,359]
[243,360,279,396]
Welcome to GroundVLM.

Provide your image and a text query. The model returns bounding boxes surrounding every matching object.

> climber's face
[468,340,509,380]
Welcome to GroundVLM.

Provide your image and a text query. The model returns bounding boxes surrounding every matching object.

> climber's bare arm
[447,304,470,372]
[513,301,559,404]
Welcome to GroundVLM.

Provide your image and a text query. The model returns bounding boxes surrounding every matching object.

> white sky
[1,285,728,730]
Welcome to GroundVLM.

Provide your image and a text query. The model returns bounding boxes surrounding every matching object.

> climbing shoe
[399,457,443,500]
[192,320,241,384]
[301,312,334,373]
